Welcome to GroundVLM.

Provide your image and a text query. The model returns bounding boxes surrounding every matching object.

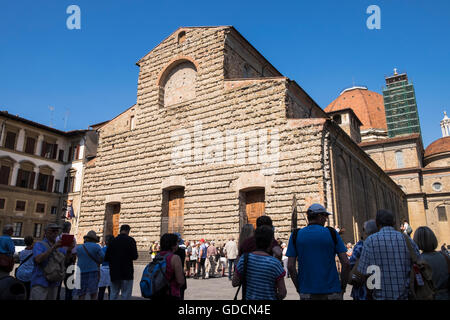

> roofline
[90,104,136,130]
[358,133,422,148]
[325,108,363,126]
[0,111,88,137]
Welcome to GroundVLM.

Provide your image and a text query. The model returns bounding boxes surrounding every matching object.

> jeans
[98,286,110,300]
[30,285,59,300]
[228,259,236,279]
[208,257,216,277]
[196,258,206,279]
[110,280,133,300]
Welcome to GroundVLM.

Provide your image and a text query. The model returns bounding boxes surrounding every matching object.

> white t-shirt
[190,246,198,260]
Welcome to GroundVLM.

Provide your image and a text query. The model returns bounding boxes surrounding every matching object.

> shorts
[74,271,99,296]
[187,260,196,269]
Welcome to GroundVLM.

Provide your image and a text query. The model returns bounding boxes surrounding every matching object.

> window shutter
[16,169,23,187]
[75,145,80,160]
[25,137,35,154]
[58,150,64,162]
[63,177,68,193]
[52,144,58,159]
[68,147,73,162]
[29,171,36,189]
[47,175,54,193]
[0,166,10,185]
[5,132,16,149]
[41,141,47,157]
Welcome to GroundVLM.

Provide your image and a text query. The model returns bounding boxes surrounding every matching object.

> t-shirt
[199,244,207,259]
[190,246,198,260]
[236,253,285,300]
[286,224,346,294]
[101,246,109,267]
[0,235,15,256]
[16,249,34,282]
[30,238,67,288]
[76,242,104,273]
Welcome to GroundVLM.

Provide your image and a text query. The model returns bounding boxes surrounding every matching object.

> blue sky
[1,0,449,148]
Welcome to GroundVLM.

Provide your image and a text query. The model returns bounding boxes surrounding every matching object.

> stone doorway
[104,202,120,239]
[161,188,184,236]
[239,188,265,229]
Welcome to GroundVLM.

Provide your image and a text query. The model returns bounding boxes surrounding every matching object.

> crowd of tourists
[0,204,449,300]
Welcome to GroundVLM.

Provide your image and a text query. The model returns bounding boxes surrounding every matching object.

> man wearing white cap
[286,203,350,300]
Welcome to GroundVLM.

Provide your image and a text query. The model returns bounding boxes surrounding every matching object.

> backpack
[403,234,435,300]
[14,252,33,278]
[0,275,27,300]
[140,252,171,299]
[233,253,249,301]
[40,241,66,283]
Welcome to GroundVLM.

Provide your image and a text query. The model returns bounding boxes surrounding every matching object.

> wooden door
[245,189,265,228]
[112,203,120,237]
[168,189,184,234]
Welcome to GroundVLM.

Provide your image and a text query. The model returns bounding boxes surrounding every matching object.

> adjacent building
[326,72,450,246]
[0,111,97,239]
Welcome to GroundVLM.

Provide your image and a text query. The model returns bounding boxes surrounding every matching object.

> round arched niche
[158,58,198,107]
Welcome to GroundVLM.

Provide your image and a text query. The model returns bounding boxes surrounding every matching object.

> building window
[24,137,36,154]
[34,224,42,238]
[13,222,23,237]
[54,179,60,193]
[41,141,58,159]
[395,151,404,168]
[16,169,35,189]
[432,182,443,192]
[0,198,5,210]
[51,206,57,215]
[177,31,186,45]
[0,165,11,185]
[15,200,26,211]
[37,173,54,192]
[69,176,75,193]
[36,203,46,213]
[437,206,447,222]
[58,150,65,162]
[130,115,136,130]
[4,131,17,150]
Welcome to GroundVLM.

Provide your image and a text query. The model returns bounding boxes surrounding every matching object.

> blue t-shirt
[0,235,15,256]
[199,244,207,259]
[76,242,104,273]
[16,249,34,282]
[286,225,346,294]
[31,239,67,288]
[236,253,285,300]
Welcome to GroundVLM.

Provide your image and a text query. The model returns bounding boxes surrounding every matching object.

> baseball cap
[306,204,331,216]
[174,232,184,245]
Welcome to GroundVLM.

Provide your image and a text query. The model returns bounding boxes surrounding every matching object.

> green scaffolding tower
[382,69,422,138]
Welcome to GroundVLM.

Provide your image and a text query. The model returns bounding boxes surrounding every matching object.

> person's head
[306,204,331,226]
[24,236,34,247]
[210,240,215,246]
[229,236,235,241]
[105,234,115,247]
[2,224,13,236]
[83,230,100,243]
[256,216,273,228]
[346,242,352,249]
[255,225,274,251]
[363,219,378,239]
[173,232,184,246]
[160,233,179,252]
[62,221,72,234]
[120,225,131,235]
[375,210,396,229]
[413,226,438,253]
[44,223,61,242]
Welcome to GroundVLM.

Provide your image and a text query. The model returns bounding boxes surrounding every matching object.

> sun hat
[83,230,100,243]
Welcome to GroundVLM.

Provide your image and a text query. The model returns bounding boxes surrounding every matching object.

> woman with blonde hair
[413,226,449,300]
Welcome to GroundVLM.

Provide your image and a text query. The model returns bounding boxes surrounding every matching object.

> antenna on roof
[394,68,398,75]
[49,106,55,127]
[63,109,70,130]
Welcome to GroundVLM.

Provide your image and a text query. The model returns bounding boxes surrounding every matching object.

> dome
[325,87,387,131]
[424,136,450,158]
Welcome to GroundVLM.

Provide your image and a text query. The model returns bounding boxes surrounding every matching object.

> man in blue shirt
[195,239,207,279]
[0,224,15,256]
[287,203,350,300]
[30,223,74,300]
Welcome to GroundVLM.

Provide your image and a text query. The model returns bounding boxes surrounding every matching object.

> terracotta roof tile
[424,136,450,158]
[325,87,387,131]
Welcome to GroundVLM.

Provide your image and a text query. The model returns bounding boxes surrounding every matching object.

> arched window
[160,60,197,107]
[395,151,404,168]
